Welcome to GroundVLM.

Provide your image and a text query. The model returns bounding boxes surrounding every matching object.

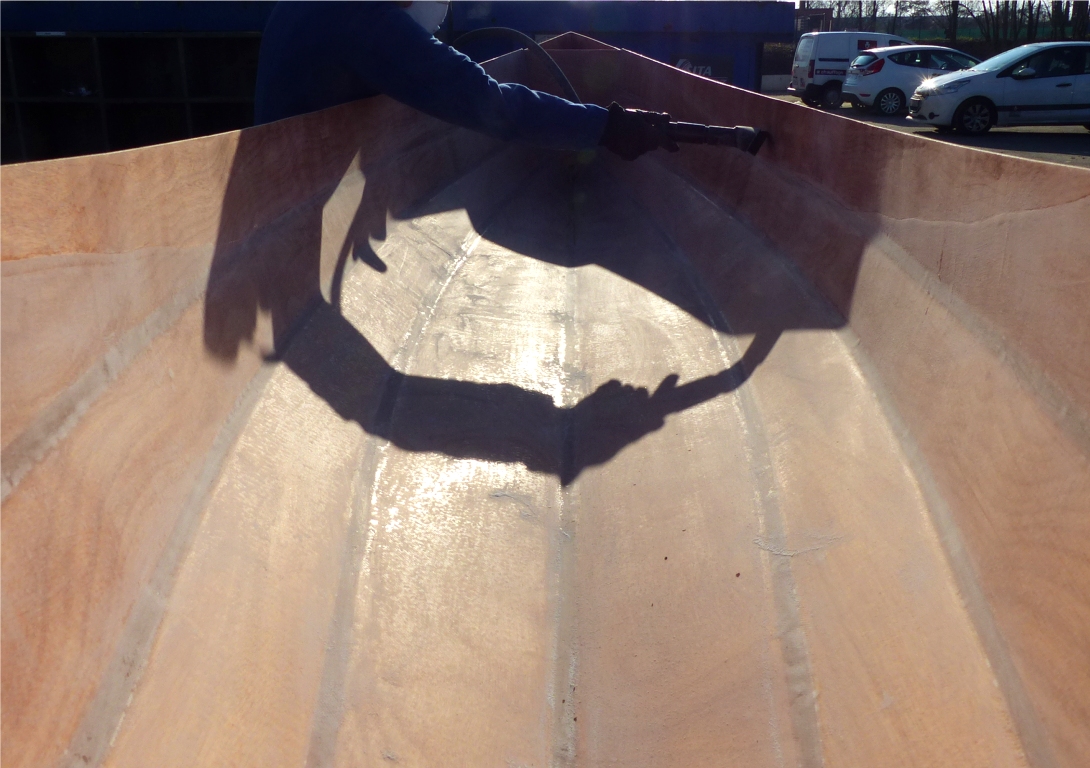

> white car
[790,31,912,109]
[843,45,979,115]
[909,42,1090,134]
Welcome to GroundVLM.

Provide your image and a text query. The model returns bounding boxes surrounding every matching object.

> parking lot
[770,92,1090,169]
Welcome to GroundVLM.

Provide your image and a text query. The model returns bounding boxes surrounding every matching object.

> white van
[791,31,912,108]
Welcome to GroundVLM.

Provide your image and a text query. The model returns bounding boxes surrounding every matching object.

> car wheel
[953,98,995,135]
[820,84,843,109]
[875,88,906,115]
[801,94,820,107]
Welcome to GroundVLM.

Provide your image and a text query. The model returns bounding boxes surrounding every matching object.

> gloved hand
[598,102,680,161]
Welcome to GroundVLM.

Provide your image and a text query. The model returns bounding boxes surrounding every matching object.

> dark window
[1,102,23,163]
[106,104,188,150]
[929,52,964,72]
[948,53,979,69]
[99,38,185,98]
[1078,47,1090,76]
[2,37,13,100]
[890,50,928,67]
[21,103,106,160]
[852,53,878,68]
[1011,47,1082,79]
[4,32,260,163]
[184,38,261,98]
[10,37,98,98]
[191,102,253,137]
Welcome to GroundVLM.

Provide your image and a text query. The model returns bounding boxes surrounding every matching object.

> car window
[852,53,879,68]
[1011,47,1080,79]
[794,37,815,65]
[948,52,979,69]
[974,46,1043,73]
[890,50,928,67]
[929,52,963,71]
[1080,47,1090,75]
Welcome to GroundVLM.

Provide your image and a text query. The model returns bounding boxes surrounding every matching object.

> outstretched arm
[342,3,609,151]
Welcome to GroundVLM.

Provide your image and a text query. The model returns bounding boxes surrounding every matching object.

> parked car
[909,41,1090,134]
[790,31,912,109]
[843,45,980,115]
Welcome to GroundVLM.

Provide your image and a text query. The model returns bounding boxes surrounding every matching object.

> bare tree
[799,1,871,30]
[1049,0,1088,39]
[934,0,967,41]
[964,1,1028,46]
[835,0,854,27]
[887,0,929,35]
[866,0,882,31]
[1052,1,1071,39]
[1024,0,1046,39]
[888,0,904,33]
[1074,0,1089,38]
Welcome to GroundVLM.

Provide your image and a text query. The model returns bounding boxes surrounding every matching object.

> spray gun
[666,122,770,156]
[603,106,773,161]
[620,105,771,157]
[612,106,772,159]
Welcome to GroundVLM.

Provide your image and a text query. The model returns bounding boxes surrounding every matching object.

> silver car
[909,42,1090,134]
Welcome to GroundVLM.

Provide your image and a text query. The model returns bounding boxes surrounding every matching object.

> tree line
[798,1,1088,52]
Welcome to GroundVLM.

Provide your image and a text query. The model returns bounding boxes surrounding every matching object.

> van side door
[815,35,850,84]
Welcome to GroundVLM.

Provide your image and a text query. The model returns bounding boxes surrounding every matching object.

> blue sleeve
[341,4,609,151]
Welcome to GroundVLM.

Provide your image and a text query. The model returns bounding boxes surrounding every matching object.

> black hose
[453,27,581,103]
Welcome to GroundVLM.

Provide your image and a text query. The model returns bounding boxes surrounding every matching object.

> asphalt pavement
[769,92,1090,169]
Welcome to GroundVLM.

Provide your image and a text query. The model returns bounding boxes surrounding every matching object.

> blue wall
[452,1,796,90]
[0,2,275,34]
[1,1,795,90]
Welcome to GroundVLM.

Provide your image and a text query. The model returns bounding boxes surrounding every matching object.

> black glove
[598,102,680,161]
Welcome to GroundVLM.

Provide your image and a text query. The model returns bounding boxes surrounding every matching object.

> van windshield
[794,38,815,65]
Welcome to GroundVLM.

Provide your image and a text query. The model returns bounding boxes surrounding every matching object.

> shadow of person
[202,107,435,364]
[565,324,780,484]
[281,302,780,486]
[202,97,813,371]
[201,99,791,486]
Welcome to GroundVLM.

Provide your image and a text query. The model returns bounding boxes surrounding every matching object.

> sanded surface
[3,37,1088,768]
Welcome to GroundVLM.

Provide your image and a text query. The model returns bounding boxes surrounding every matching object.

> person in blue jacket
[254,1,677,161]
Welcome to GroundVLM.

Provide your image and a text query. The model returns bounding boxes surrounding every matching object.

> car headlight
[935,78,971,95]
